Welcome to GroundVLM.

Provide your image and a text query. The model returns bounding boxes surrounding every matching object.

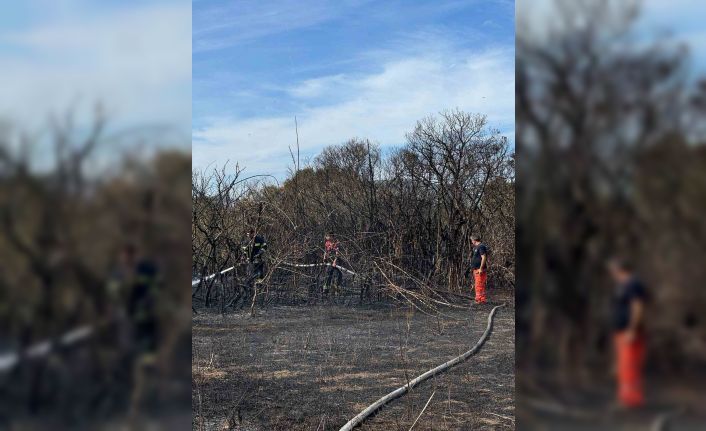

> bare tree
[192,110,515,313]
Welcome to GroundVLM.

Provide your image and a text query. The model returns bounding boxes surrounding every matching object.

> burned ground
[516,373,706,430]
[192,300,514,431]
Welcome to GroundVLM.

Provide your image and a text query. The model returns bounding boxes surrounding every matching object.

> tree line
[192,109,515,313]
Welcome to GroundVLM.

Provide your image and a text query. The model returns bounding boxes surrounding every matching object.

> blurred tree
[516,0,706,380]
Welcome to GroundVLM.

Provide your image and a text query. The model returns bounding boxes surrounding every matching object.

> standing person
[323,232,342,297]
[106,243,160,359]
[112,243,161,422]
[469,235,488,304]
[128,253,160,358]
[100,244,139,403]
[246,228,267,284]
[608,257,648,409]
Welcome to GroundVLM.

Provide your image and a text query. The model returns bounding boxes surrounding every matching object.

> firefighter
[608,257,647,408]
[98,244,138,402]
[109,243,161,421]
[105,243,159,357]
[323,232,342,297]
[468,234,488,304]
[128,254,160,357]
[245,228,267,284]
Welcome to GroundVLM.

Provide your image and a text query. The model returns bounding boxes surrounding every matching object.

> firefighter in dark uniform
[108,244,161,421]
[106,243,160,356]
[128,258,160,356]
[100,244,138,404]
[245,228,267,284]
[468,234,488,304]
[127,246,160,417]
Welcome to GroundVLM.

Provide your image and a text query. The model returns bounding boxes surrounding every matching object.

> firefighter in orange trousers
[323,232,342,297]
[608,257,648,408]
[468,234,488,304]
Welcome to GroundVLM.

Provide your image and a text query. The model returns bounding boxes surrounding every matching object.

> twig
[487,412,514,423]
[408,390,436,431]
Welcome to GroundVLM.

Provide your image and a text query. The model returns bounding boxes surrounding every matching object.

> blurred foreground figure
[126,246,160,359]
[125,245,161,421]
[608,258,647,408]
[109,243,161,418]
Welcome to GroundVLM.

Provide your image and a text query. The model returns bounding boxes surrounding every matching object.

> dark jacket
[247,235,267,262]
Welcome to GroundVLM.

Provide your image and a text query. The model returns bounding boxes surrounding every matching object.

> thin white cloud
[287,74,350,99]
[192,0,511,52]
[193,0,371,52]
[193,45,514,178]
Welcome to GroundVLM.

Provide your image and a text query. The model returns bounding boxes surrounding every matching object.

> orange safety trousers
[473,269,487,304]
[614,332,646,408]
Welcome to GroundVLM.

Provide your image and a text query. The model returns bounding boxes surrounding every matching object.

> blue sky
[0,0,191,156]
[518,0,706,73]
[639,0,706,73]
[193,0,516,178]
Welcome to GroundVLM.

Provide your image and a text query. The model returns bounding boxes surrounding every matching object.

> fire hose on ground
[338,303,507,431]
[0,325,95,373]
[191,260,357,286]
[279,261,357,276]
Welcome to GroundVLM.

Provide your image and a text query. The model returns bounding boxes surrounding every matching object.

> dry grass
[192,302,514,431]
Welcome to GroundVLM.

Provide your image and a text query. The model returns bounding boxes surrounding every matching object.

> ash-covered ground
[192,302,514,431]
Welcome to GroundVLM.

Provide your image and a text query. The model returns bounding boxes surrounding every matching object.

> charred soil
[192,301,514,431]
